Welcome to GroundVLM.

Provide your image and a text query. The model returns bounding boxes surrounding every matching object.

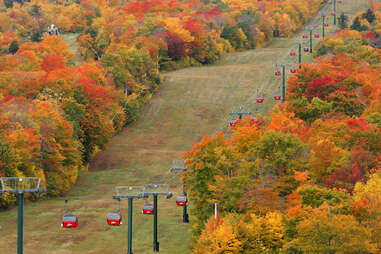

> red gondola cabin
[302,34,308,39]
[324,23,329,27]
[290,50,296,56]
[304,47,309,52]
[314,33,320,38]
[331,12,336,16]
[256,96,264,103]
[274,70,281,76]
[61,214,78,228]
[142,204,154,215]
[229,119,237,127]
[107,212,122,226]
[290,67,297,73]
[250,116,256,125]
[274,93,281,100]
[328,0,332,4]
[176,195,187,206]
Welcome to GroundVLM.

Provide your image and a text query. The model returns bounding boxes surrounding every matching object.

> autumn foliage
[0,35,128,207]
[184,12,381,253]
[0,0,380,252]
[0,0,328,207]
[0,0,326,69]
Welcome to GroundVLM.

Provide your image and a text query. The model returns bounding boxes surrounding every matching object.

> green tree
[221,25,248,50]
[3,0,14,8]
[290,97,332,124]
[29,4,44,32]
[327,90,365,117]
[236,11,259,49]
[316,43,328,56]
[31,31,43,42]
[29,5,42,19]
[362,8,376,23]
[184,133,236,239]
[338,13,348,29]
[297,185,351,209]
[253,130,308,176]
[366,112,381,128]
[350,17,368,32]
[8,40,19,54]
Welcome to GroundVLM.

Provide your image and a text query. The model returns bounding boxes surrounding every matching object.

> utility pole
[306,24,319,54]
[113,185,146,254]
[275,64,287,102]
[282,64,286,102]
[276,63,295,103]
[182,181,188,222]
[153,194,158,252]
[291,41,309,69]
[17,192,23,254]
[170,160,189,223]
[141,184,172,252]
[322,15,325,38]
[298,43,302,68]
[334,0,337,25]
[310,29,313,53]
[321,11,327,38]
[0,177,45,254]
[127,197,133,254]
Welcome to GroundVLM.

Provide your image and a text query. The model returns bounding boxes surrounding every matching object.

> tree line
[184,5,381,253]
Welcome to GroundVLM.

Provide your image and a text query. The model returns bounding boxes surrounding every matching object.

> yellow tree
[285,204,377,253]
[244,212,285,253]
[308,139,348,183]
[195,216,241,254]
[352,172,381,250]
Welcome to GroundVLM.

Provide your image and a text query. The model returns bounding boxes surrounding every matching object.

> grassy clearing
[62,33,81,65]
[0,1,372,253]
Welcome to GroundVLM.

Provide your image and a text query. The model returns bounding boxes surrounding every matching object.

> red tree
[41,54,67,73]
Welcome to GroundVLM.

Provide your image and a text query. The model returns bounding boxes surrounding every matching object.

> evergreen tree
[221,25,248,50]
[29,4,42,18]
[338,13,348,29]
[3,0,14,8]
[350,17,368,31]
[29,5,43,30]
[31,31,42,42]
[363,8,376,23]
[316,43,328,57]
[8,40,19,54]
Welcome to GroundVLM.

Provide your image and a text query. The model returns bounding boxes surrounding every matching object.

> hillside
[0,0,374,253]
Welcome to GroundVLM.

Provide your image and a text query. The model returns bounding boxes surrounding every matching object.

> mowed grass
[0,1,373,253]
[62,33,81,65]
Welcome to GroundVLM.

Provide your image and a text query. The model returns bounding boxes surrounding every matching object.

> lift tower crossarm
[0,177,46,254]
